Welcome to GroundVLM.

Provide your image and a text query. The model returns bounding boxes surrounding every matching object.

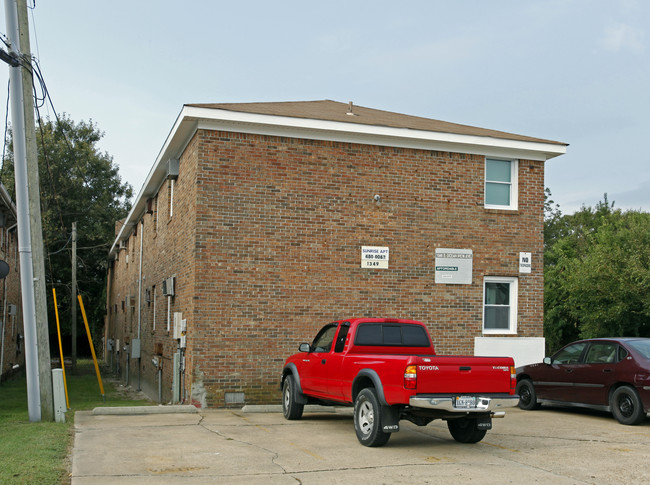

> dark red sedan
[516,338,650,425]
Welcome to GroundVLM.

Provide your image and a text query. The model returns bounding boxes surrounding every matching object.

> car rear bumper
[409,394,519,413]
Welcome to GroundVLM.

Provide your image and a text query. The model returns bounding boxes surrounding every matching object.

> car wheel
[516,378,541,410]
[447,417,487,443]
[282,375,304,420]
[354,388,391,447]
[611,386,645,425]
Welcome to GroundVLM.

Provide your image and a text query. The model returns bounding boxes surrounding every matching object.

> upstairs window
[485,158,518,210]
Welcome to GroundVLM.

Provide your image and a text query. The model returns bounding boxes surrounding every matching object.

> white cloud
[601,23,645,53]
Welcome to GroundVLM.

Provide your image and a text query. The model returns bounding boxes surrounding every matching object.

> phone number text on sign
[361,246,389,269]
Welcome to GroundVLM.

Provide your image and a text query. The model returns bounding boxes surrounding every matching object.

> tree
[1,115,132,351]
[544,192,650,352]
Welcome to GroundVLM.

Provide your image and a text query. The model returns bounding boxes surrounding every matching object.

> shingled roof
[186,100,566,147]
[109,99,567,258]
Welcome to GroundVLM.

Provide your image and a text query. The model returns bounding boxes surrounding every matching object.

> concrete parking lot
[71,405,650,484]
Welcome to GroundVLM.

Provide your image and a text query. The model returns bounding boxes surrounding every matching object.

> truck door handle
[321,359,326,365]
[603,368,613,373]
[460,366,471,371]
[565,369,574,373]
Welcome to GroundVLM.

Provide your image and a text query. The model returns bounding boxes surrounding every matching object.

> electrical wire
[1,79,10,175]
[3,7,122,289]
[48,233,71,256]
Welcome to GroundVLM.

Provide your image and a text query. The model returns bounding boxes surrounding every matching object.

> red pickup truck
[281,318,519,446]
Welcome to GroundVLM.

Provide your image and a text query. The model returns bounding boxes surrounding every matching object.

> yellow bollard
[77,295,105,399]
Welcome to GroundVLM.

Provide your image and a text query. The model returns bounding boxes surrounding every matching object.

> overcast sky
[1,0,648,214]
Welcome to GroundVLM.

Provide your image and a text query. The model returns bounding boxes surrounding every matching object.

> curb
[91,404,345,415]
[241,404,337,413]
[92,405,199,415]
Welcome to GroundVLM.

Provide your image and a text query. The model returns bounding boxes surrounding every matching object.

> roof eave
[108,105,567,258]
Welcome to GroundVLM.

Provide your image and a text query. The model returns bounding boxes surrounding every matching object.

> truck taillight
[404,365,417,390]
[510,366,517,393]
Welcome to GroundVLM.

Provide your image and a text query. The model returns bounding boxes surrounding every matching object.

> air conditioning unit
[8,303,16,316]
[119,240,126,251]
[126,296,136,308]
[162,277,175,297]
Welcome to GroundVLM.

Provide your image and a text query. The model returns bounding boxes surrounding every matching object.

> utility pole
[71,222,76,373]
[17,0,53,421]
[4,0,53,421]
[4,0,40,421]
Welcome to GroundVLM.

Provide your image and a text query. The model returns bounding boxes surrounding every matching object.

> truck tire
[611,386,645,425]
[516,378,541,410]
[354,388,391,447]
[282,375,304,420]
[447,417,487,443]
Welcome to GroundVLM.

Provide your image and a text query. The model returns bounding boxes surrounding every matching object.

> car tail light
[404,365,417,390]
[510,366,517,393]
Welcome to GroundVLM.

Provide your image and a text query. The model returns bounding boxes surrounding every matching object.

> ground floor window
[483,276,518,334]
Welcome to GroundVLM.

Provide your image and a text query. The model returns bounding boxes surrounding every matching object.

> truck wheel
[611,386,645,425]
[282,375,304,420]
[354,388,391,447]
[447,417,487,443]
[516,379,541,410]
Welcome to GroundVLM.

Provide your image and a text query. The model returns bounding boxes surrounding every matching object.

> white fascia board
[109,108,195,257]
[186,106,567,162]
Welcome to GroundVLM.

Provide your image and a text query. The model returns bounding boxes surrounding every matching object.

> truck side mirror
[543,357,552,365]
[299,343,311,353]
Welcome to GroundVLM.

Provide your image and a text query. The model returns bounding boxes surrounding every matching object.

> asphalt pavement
[71,404,650,484]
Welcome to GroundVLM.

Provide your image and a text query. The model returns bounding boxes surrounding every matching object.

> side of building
[105,100,566,406]
[0,183,24,382]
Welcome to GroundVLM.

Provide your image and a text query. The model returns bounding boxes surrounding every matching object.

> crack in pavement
[197,413,297,480]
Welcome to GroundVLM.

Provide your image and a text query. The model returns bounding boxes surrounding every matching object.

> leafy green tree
[562,211,650,338]
[544,193,650,352]
[1,115,132,350]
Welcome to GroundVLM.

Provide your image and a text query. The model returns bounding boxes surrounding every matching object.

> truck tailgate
[416,356,514,394]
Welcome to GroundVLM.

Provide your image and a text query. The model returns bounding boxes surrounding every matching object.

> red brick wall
[190,130,544,406]
[106,135,199,402]
[107,128,545,407]
[0,228,25,380]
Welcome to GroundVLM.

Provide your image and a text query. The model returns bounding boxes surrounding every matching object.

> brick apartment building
[0,183,24,382]
[105,100,567,407]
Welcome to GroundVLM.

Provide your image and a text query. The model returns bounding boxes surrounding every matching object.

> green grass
[0,360,151,484]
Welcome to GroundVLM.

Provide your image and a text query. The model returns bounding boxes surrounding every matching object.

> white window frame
[483,276,518,335]
[484,158,518,210]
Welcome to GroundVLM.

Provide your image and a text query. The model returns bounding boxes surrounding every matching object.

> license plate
[454,396,477,409]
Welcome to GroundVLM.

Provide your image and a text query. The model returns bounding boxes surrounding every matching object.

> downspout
[137,220,143,390]
[0,230,6,383]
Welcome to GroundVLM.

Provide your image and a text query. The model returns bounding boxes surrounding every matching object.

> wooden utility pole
[71,222,77,373]
[11,0,53,421]
[17,0,53,421]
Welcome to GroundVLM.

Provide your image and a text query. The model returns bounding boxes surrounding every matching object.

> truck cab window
[334,324,350,353]
[312,324,338,353]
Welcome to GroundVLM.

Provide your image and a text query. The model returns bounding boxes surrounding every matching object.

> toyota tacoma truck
[281,318,519,446]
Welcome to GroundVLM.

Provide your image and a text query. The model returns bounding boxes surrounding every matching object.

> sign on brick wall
[361,246,389,269]
[435,248,473,284]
